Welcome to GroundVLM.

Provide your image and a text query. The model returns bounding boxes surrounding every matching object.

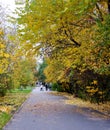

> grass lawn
[0,87,33,129]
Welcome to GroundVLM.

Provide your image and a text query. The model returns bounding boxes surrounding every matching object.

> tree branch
[96,3,103,21]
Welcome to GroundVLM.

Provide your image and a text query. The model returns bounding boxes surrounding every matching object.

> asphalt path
[3,87,110,130]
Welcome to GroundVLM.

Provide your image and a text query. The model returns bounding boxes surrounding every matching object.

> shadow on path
[3,87,110,130]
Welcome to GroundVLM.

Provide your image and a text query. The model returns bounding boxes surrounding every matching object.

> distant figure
[40,84,43,91]
[45,84,48,91]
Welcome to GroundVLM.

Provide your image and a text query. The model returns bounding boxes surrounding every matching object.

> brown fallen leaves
[0,92,28,114]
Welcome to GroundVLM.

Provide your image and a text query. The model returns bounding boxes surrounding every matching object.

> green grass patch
[10,87,33,93]
[0,112,11,129]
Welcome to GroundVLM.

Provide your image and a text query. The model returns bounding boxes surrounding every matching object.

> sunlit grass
[10,87,33,93]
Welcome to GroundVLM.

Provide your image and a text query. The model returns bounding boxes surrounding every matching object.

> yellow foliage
[0,106,12,114]
[86,86,91,89]
[4,53,10,58]
[93,80,98,85]
[0,28,10,74]
[0,43,5,49]
[87,88,98,93]
[98,91,104,95]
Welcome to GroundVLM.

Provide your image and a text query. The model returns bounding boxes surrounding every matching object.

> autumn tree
[11,56,37,89]
[0,27,10,96]
[16,0,110,102]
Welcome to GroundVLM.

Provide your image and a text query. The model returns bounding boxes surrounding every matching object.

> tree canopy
[0,0,110,102]
[17,0,110,75]
[15,0,110,103]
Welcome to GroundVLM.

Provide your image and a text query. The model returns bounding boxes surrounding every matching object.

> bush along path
[0,87,32,130]
[3,87,110,130]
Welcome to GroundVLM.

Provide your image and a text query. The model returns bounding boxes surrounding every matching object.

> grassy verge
[0,112,11,130]
[0,87,33,129]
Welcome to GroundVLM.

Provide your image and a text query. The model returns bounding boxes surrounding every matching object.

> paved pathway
[3,87,110,130]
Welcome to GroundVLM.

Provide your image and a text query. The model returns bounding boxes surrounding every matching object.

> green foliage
[36,60,47,82]
[0,88,6,97]
[93,14,110,74]
[51,82,59,91]
[0,74,12,96]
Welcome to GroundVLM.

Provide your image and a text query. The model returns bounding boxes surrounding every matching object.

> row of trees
[17,0,110,103]
[0,27,37,96]
[0,4,37,96]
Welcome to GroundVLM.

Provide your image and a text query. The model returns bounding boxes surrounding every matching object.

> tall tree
[16,0,110,102]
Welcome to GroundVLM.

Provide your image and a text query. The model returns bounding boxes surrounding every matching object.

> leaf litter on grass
[0,91,30,129]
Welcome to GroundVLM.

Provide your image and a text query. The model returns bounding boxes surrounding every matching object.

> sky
[0,0,16,12]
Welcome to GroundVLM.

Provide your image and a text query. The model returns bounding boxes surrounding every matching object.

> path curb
[3,92,32,130]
